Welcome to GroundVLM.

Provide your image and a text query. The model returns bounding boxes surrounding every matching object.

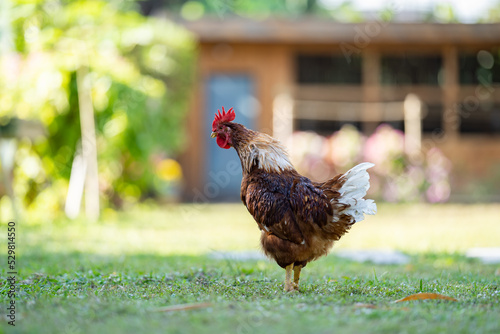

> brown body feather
[227,123,358,269]
[241,169,354,268]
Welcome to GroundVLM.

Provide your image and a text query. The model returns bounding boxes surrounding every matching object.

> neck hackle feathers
[212,107,235,131]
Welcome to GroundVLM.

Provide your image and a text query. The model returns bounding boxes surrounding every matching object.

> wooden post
[77,66,100,221]
[272,92,294,148]
[64,152,86,219]
[404,94,422,159]
[0,138,18,220]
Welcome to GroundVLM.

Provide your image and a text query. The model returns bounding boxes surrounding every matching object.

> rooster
[210,107,377,292]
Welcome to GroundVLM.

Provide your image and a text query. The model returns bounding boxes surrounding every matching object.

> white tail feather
[337,162,377,223]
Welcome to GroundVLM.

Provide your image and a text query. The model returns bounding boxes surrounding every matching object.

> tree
[0,0,195,216]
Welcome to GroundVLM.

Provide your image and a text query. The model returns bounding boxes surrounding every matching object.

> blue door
[206,74,256,201]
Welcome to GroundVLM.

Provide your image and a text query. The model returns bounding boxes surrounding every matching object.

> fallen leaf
[394,293,457,303]
[153,302,212,312]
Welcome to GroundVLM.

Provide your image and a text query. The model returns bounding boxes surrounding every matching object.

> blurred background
[2,5,500,332]
[1,0,500,222]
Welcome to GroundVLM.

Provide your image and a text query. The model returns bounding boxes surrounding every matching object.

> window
[296,55,362,84]
[384,121,404,131]
[422,104,443,133]
[459,103,500,134]
[381,55,443,85]
[459,50,500,85]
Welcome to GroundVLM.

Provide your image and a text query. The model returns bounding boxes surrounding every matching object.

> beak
[210,132,217,138]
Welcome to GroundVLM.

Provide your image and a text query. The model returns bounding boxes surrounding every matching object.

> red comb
[212,106,235,131]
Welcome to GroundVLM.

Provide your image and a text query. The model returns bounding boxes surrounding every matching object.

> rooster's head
[211,106,236,149]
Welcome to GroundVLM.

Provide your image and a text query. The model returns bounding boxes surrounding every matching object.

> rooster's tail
[337,162,377,223]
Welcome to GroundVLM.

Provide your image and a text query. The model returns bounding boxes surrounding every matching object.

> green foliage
[143,0,500,22]
[483,1,500,22]
[155,0,327,19]
[1,0,195,212]
[428,3,460,23]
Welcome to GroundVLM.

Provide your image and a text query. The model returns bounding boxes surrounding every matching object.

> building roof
[177,17,500,45]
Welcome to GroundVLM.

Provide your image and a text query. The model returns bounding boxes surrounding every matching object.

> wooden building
[179,18,500,201]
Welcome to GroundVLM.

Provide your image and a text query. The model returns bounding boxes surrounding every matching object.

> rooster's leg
[292,265,302,291]
[284,264,294,292]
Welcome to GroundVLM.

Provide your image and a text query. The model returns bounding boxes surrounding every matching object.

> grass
[1,203,500,333]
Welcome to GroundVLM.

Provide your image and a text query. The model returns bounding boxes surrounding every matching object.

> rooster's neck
[232,129,294,175]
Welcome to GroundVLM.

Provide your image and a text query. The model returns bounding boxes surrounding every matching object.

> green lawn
[1,203,500,333]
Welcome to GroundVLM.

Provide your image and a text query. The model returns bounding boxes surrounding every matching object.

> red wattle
[216,135,231,149]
